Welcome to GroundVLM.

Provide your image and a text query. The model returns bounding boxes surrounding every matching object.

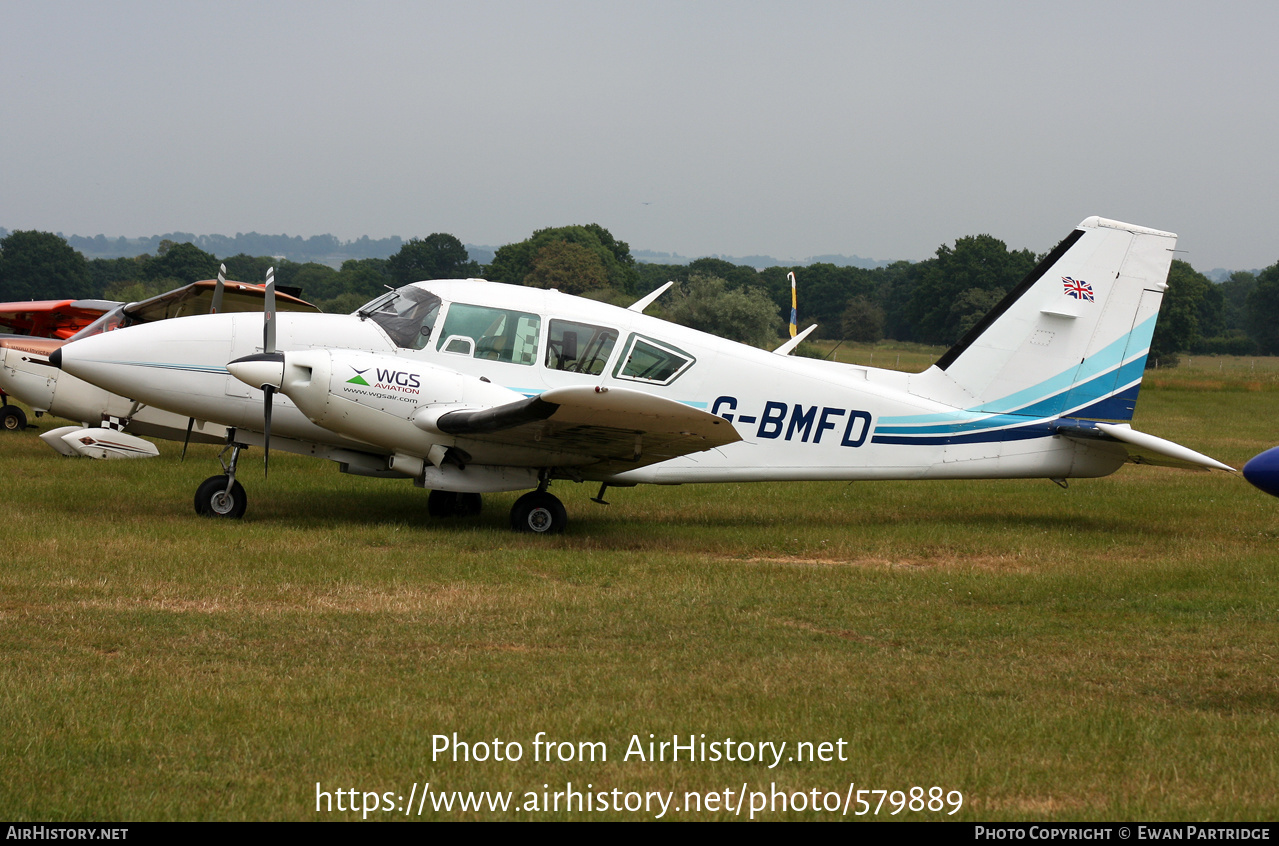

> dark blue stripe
[871,419,1058,447]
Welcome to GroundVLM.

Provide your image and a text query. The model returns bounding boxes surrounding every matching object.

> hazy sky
[3,0,1277,270]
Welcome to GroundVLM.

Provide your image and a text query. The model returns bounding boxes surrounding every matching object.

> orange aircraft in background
[0,298,122,340]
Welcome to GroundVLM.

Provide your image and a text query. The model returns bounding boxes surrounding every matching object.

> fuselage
[55,279,1125,484]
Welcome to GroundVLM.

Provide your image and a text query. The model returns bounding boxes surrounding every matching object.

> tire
[194,475,247,519]
[1,406,27,432]
[427,489,459,517]
[428,490,483,518]
[458,492,482,517]
[509,491,567,534]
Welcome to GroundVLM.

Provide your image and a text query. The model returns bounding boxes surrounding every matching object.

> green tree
[1219,270,1256,333]
[221,253,275,286]
[387,233,478,285]
[524,240,608,294]
[906,234,1037,345]
[333,258,393,301]
[1150,260,1221,360]
[0,230,91,300]
[87,256,145,298]
[840,295,885,343]
[663,273,780,348]
[321,291,372,315]
[285,262,339,301]
[145,241,219,283]
[1246,261,1279,354]
[486,224,639,294]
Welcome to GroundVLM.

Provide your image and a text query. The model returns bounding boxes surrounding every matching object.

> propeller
[211,264,226,314]
[263,266,276,354]
[261,267,276,476]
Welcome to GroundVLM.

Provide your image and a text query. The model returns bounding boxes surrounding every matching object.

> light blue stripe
[877,315,1155,429]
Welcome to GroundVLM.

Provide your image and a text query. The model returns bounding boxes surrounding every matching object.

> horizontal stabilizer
[1056,422,1233,472]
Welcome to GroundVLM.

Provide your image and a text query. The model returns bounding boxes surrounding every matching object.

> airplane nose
[49,347,62,369]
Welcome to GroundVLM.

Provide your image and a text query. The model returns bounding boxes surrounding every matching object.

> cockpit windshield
[357,286,443,350]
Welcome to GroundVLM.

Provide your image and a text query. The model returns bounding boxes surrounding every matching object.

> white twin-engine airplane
[53,217,1232,533]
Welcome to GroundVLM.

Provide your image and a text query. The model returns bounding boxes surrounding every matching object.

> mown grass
[0,354,1276,820]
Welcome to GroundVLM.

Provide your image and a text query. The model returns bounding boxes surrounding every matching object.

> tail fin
[911,217,1176,422]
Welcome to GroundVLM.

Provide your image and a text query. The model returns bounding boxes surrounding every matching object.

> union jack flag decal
[1062,277,1094,302]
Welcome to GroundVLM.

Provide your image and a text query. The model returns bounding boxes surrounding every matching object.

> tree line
[2,225,1277,362]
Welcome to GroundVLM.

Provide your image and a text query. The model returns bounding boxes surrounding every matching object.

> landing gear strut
[194,442,247,519]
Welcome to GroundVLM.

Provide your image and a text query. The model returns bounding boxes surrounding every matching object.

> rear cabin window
[614,334,694,385]
[545,319,618,376]
[437,303,541,366]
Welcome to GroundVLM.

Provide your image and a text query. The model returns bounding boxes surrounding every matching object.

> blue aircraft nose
[1243,446,1279,498]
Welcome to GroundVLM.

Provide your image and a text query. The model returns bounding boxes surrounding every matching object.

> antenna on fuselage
[628,281,673,313]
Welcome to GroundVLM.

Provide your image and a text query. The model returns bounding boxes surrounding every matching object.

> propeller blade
[211,264,226,314]
[262,384,274,478]
[263,266,276,354]
[226,351,285,479]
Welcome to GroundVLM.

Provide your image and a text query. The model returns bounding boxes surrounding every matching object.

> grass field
[1,353,1277,821]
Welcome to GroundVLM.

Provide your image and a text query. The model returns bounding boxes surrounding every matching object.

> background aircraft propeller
[211,264,226,315]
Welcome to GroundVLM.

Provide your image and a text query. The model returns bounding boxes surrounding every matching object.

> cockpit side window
[436,303,540,366]
[362,287,442,350]
[614,334,694,385]
[545,319,618,375]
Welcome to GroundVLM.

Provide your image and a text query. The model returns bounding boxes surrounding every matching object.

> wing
[124,280,319,322]
[434,384,741,475]
[0,299,116,339]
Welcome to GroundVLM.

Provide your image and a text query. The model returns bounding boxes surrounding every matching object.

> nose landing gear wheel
[1,405,27,432]
[510,491,567,534]
[195,475,247,519]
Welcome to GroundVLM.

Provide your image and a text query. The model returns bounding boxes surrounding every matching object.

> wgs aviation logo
[347,366,421,394]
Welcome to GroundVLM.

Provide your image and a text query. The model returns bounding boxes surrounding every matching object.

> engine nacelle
[229,348,524,461]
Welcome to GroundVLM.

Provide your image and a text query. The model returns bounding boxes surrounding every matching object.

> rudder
[911,217,1176,423]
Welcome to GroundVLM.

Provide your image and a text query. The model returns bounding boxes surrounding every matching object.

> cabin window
[361,287,442,350]
[436,303,541,366]
[545,320,618,375]
[614,334,694,385]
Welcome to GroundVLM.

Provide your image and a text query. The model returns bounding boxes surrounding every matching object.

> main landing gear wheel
[1,405,27,432]
[427,490,483,518]
[194,474,247,519]
[510,491,567,534]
